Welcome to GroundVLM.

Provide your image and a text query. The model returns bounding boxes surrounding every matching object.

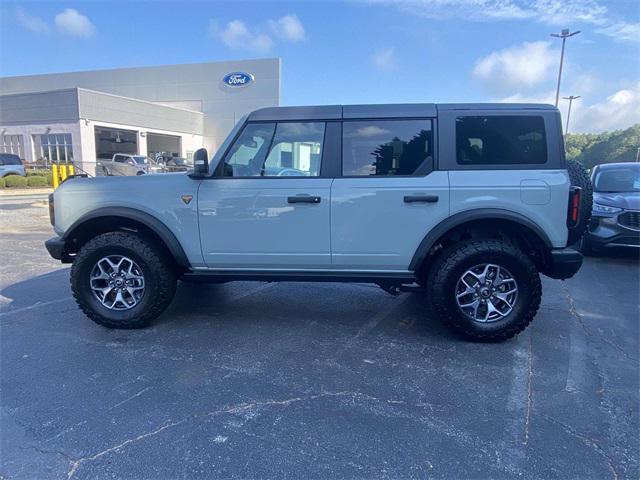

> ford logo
[222,72,254,88]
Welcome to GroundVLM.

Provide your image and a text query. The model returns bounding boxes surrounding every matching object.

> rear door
[331,117,450,270]
[198,120,335,269]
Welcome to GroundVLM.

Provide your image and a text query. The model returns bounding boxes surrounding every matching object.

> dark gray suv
[580,162,640,254]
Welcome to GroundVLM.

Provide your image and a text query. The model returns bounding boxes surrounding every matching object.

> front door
[331,118,450,270]
[198,121,332,269]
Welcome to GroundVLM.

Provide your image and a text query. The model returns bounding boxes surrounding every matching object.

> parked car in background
[99,154,161,176]
[163,156,191,173]
[579,162,640,254]
[0,153,26,177]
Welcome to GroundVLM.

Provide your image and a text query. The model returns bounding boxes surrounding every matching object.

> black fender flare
[409,208,553,271]
[63,207,190,268]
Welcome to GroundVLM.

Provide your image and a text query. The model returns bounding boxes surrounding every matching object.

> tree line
[565,124,639,169]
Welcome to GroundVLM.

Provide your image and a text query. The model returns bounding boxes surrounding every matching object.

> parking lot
[1,195,638,480]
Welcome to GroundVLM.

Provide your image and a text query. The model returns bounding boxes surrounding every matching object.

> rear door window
[456,116,547,165]
[342,120,433,176]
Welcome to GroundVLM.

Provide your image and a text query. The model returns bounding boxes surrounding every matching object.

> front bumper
[586,212,640,249]
[543,248,583,280]
[45,236,74,263]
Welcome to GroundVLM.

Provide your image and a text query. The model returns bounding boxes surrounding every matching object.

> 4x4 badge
[181,195,193,205]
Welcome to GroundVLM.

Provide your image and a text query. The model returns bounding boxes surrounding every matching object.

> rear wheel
[71,232,177,329]
[429,239,541,342]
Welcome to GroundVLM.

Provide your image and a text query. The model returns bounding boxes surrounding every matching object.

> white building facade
[0,59,280,175]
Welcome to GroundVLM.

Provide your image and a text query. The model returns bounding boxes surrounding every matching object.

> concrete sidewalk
[0,188,53,197]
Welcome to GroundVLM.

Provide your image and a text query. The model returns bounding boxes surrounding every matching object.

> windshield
[132,156,148,164]
[594,165,640,193]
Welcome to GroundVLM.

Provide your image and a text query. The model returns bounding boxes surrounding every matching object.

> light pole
[551,29,581,107]
[563,95,581,135]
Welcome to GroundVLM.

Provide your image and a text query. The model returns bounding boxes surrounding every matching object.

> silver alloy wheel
[90,255,145,311]
[455,263,518,323]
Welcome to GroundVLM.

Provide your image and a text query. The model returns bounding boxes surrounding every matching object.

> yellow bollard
[52,164,59,189]
[68,164,75,176]
[60,164,68,182]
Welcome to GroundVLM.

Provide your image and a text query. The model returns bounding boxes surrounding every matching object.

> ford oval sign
[222,72,254,88]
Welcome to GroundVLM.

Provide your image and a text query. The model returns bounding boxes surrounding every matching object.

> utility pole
[563,95,581,135]
[551,29,581,107]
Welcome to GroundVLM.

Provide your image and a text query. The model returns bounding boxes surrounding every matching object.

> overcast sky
[1,0,638,133]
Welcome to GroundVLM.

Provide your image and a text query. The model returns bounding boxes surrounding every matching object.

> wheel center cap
[480,287,491,298]
[115,279,124,287]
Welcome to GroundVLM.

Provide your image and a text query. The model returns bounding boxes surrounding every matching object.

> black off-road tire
[428,239,542,342]
[70,232,177,329]
[566,159,593,246]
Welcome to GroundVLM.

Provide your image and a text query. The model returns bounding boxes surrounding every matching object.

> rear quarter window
[456,116,547,165]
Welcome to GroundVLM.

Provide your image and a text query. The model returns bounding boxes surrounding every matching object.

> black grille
[619,211,640,229]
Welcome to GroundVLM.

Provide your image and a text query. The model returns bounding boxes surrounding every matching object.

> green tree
[565,124,640,169]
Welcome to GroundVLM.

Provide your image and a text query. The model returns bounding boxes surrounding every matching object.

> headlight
[593,203,622,214]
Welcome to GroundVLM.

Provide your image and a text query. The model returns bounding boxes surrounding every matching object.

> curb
[0,188,53,196]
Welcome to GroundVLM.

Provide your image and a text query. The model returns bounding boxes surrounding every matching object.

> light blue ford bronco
[45,104,591,341]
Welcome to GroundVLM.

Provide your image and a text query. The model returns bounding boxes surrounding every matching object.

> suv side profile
[0,153,26,178]
[45,104,591,341]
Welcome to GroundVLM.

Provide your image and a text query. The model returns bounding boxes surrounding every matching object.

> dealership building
[0,59,280,175]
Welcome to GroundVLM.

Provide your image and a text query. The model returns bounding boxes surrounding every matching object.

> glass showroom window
[0,135,25,159]
[33,134,73,164]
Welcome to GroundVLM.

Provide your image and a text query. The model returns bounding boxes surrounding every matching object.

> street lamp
[562,95,581,135]
[551,29,581,107]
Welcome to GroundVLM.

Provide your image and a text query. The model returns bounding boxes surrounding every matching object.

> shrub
[27,175,48,187]
[27,170,50,177]
[0,177,5,188]
[4,175,28,188]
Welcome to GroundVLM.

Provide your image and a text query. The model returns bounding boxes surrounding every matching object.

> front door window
[221,122,325,177]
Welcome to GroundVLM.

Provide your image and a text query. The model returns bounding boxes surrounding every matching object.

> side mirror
[191,148,209,177]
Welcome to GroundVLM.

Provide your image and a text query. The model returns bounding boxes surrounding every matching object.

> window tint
[222,122,324,177]
[342,120,433,176]
[456,116,547,165]
[264,122,324,177]
[0,153,22,165]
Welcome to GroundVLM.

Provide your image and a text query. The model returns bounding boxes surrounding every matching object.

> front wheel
[429,239,542,342]
[70,232,177,329]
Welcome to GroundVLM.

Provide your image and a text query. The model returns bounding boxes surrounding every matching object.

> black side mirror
[191,148,209,177]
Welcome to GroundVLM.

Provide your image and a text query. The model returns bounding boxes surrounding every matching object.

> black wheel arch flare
[62,207,191,269]
[409,208,553,271]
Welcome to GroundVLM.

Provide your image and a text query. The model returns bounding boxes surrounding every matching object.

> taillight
[567,186,581,228]
[48,193,55,226]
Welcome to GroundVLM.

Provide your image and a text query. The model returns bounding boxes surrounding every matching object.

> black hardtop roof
[247,103,557,121]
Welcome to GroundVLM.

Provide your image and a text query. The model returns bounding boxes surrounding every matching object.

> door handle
[404,195,439,203]
[288,195,321,204]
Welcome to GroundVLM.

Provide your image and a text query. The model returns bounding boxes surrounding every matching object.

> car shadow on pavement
[0,268,71,314]
[162,280,464,344]
[1,270,488,347]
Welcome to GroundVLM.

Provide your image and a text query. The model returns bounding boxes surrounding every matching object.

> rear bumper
[45,236,74,263]
[543,248,583,280]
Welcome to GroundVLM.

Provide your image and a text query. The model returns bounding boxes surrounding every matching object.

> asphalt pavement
[1,197,638,479]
